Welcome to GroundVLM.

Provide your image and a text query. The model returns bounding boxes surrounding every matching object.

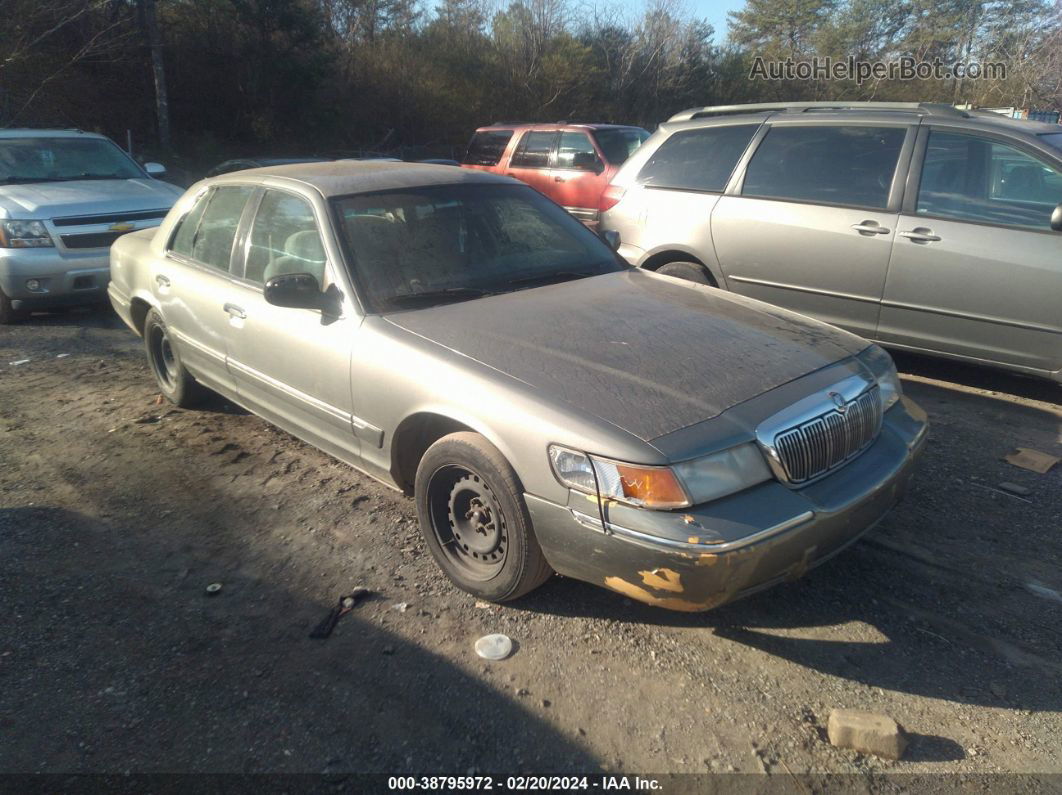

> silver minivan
[601,102,1062,382]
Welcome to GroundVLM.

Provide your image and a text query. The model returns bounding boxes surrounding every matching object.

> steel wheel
[427,465,508,581]
[147,322,178,391]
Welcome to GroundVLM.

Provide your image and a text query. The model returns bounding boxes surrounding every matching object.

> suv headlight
[548,443,771,510]
[859,344,902,411]
[0,220,54,248]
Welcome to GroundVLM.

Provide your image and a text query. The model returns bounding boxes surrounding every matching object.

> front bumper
[0,247,110,309]
[526,396,928,611]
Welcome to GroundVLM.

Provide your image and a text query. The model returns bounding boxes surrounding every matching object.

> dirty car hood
[385,270,868,441]
[0,178,181,219]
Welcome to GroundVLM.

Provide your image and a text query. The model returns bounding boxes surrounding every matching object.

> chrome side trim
[729,275,880,305]
[563,206,600,222]
[880,299,1062,335]
[569,508,815,553]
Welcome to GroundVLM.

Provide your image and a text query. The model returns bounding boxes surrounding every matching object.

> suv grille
[773,388,882,483]
[60,231,126,249]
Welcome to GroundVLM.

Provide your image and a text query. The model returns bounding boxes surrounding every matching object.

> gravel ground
[1,305,1060,782]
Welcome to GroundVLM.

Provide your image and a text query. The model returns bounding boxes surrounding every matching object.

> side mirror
[601,229,620,251]
[1052,202,1062,232]
[144,162,167,177]
[264,272,338,314]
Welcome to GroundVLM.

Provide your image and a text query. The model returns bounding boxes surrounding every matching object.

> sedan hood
[386,270,868,441]
[0,178,181,220]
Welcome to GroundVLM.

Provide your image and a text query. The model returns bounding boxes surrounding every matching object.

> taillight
[599,184,626,212]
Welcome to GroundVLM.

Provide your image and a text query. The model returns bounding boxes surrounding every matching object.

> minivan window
[637,125,758,192]
[509,132,556,169]
[172,186,251,271]
[463,130,514,167]
[742,125,906,209]
[555,132,600,171]
[593,128,649,165]
[917,130,1062,230]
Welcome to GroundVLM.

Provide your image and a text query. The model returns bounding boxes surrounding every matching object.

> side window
[555,132,601,171]
[509,131,556,169]
[169,190,211,258]
[917,130,1062,230]
[170,185,251,270]
[462,131,513,166]
[742,125,906,209]
[637,125,758,192]
[245,190,326,288]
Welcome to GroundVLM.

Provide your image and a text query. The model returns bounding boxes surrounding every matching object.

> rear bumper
[527,396,928,611]
[0,247,109,308]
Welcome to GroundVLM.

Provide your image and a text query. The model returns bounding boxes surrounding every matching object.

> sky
[687,0,745,43]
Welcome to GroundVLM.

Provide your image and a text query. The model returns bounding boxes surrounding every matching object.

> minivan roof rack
[668,102,970,122]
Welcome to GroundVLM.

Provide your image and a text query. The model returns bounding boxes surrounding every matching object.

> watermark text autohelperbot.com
[750,56,1006,85]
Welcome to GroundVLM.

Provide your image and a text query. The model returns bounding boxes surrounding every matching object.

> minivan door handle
[850,221,890,235]
[898,228,941,243]
[223,303,246,319]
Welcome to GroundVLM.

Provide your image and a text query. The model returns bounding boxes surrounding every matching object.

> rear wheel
[656,261,714,285]
[415,432,553,602]
[143,309,207,407]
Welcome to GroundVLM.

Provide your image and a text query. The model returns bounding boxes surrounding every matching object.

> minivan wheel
[415,432,553,602]
[143,309,207,408]
[656,261,713,285]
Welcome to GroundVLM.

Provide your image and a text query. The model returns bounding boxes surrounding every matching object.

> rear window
[742,125,906,209]
[637,125,758,192]
[462,130,514,167]
[593,128,649,165]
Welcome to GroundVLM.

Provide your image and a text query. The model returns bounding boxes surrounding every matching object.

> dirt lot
[1,305,1060,782]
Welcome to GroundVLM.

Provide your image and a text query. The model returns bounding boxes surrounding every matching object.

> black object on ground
[310,587,370,639]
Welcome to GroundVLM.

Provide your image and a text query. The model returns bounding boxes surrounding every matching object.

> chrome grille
[773,388,882,483]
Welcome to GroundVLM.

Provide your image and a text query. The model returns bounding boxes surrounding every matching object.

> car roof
[0,128,110,140]
[475,123,644,132]
[210,160,515,196]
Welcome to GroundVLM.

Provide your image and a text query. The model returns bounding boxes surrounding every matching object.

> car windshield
[333,183,625,312]
[0,137,143,184]
[1039,133,1062,154]
[593,128,650,164]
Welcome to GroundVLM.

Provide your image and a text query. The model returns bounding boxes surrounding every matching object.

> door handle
[850,222,890,235]
[554,176,565,182]
[223,303,246,319]
[155,274,170,287]
[898,228,941,243]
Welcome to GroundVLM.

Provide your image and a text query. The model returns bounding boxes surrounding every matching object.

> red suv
[461,123,649,227]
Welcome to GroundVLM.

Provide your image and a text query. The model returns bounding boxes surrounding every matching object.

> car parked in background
[205,157,331,178]
[109,161,926,610]
[461,123,649,227]
[601,102,1062,383]
[0,128,180,323]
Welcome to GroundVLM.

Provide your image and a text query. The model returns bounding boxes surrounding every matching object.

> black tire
[0,287,25,324]
[655,261,713,285]
[415,432,553,602]
[143,309,207,408]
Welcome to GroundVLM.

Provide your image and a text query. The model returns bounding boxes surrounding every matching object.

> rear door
[505,130,557,195]
[548,131,606,224]
[159,185,252,393]
[223,187,363,461]
[712,121,915,340]
[879,127,1062,373]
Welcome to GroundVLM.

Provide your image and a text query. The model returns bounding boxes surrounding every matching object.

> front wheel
[655,261,713,285]
[143,309,207,408]
[415,432,553,602]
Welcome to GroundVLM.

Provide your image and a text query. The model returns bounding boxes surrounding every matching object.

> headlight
[859,344,902,411]
[548,442,772,510]
[0,220,54,248]
[548,445,690,509]
[672,443,772,504]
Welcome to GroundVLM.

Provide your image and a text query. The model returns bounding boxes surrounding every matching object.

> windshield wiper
[63,173,127,181]
[386,286,494,308]
[503,270,596,289]
[0,176,68,184]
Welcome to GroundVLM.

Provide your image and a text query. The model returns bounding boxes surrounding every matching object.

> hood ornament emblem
[828,391,848,413]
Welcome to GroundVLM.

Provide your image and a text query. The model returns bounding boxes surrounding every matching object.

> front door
[879,128,1062,373]
[223,188,362,462]
[712,122,912,340]
[504,130,557,195]
[548,131,605,224]
[158,185,252,394]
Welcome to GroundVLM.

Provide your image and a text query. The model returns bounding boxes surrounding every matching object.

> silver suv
[601,102,1062,382]
[0,129,181,323]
